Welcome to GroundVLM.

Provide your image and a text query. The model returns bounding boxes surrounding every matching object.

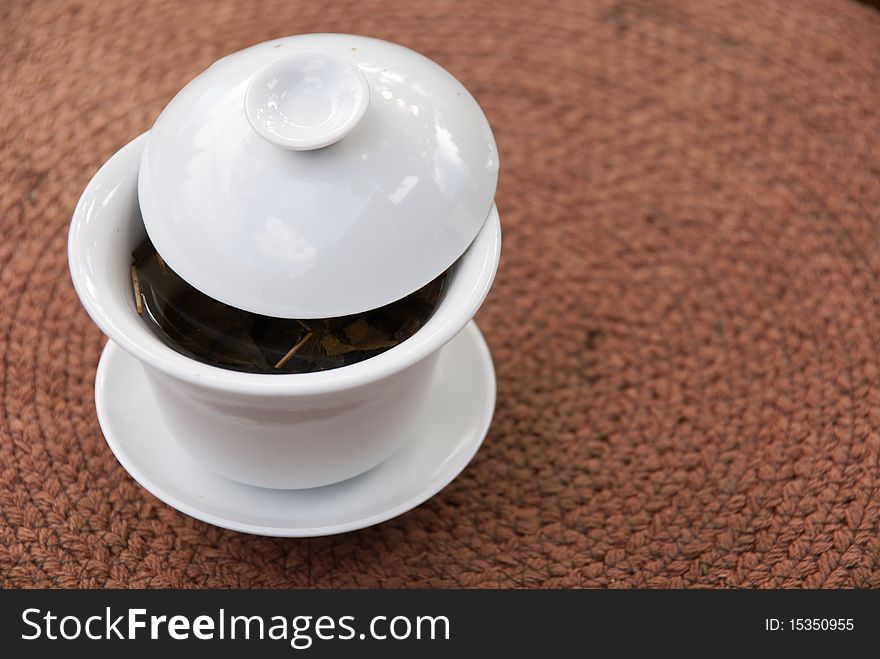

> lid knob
[244,50,370,151]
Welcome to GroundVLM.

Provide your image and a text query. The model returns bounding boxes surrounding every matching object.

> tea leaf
[315,334,347,369]
[275,331,314,369]
[394,317,421,341]
[322,334,357,356]
[132,237,445,374]
[130,264,143,314]
[343,318,397,350]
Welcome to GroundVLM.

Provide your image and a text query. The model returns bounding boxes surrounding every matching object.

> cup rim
[69,134,501,396]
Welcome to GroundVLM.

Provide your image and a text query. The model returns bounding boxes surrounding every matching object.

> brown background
[2,0,880,588]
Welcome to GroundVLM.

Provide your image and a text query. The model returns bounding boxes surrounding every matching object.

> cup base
[94,322,495,537]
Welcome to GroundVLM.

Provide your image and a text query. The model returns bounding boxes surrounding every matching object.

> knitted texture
[2,0,880,588]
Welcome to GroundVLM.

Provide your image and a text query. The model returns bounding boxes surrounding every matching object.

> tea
[131,238,446,374]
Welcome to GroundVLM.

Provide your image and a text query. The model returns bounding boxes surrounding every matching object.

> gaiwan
[68,34,500,496]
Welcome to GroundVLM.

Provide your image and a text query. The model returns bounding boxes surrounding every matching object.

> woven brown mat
[2,0,880,588]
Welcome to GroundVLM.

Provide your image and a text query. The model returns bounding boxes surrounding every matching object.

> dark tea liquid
[131,238,446,374]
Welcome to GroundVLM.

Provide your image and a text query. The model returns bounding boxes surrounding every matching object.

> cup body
[69,135,501,488]
[141,353,440,488]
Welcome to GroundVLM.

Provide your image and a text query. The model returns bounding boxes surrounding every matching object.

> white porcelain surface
[95,323,494,537]
[245,50,370,151]
[69,135,501,489]
[139,33,499,318]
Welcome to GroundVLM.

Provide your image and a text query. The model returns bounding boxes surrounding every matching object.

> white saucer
[95,322,495,537]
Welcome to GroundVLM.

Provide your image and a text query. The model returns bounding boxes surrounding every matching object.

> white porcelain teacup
[68,135,500,489]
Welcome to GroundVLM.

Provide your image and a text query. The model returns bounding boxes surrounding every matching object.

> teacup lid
[138,33,499,318]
